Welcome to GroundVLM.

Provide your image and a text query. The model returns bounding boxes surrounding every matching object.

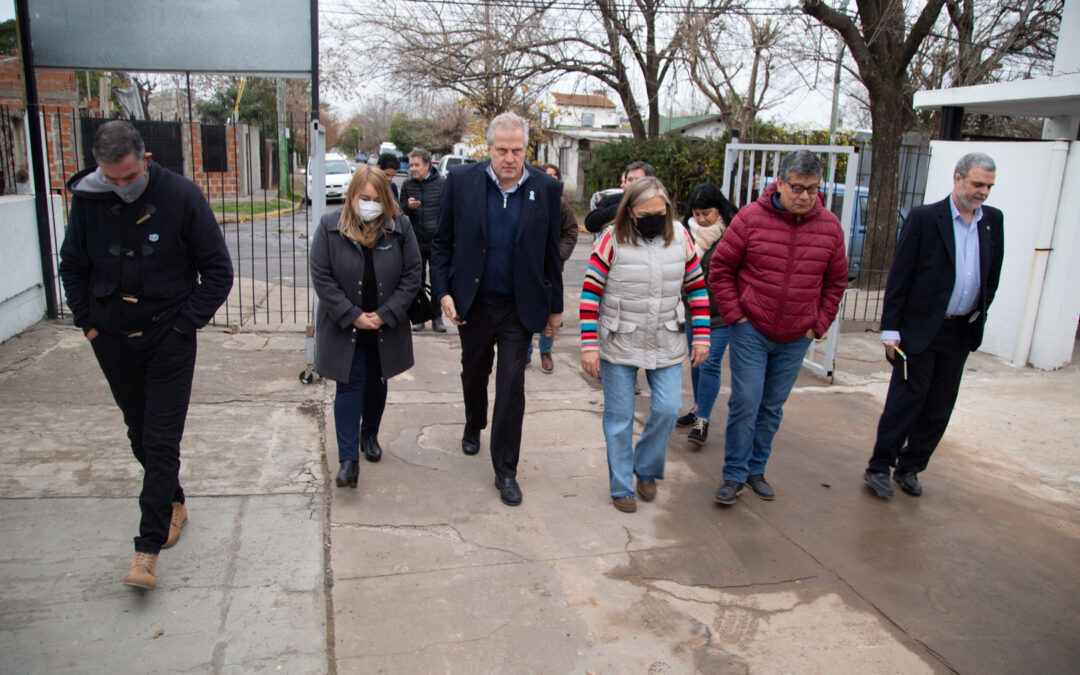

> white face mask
[356,199,384,222]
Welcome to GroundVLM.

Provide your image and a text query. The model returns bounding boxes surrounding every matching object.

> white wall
[0,196,46,343]
[926,140,1079,368]
[1030,145,1080,368]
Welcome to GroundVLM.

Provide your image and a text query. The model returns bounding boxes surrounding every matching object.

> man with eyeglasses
[863,152,1003,499]
[430,111,565,507]
[708,149,848,506]
[59,121,233,590]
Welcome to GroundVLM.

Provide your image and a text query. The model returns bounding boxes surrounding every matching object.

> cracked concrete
[2,231,1078,672]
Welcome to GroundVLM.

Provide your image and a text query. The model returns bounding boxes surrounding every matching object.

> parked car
[366,154,379,165]
[437,154,477,178]
[305,154,354,203]
[819,183,906,280]
[354,152,368,163]
[399,158,410,175]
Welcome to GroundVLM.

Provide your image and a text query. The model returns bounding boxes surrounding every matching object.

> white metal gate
[722,141,861,382]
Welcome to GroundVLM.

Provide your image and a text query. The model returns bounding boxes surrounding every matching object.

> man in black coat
[399,147,446,332]
[59,121,233,589]
[583,160,655,233]
[864,152,1004,499]
[429,112,564,506]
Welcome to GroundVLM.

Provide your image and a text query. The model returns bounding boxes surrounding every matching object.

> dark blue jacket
[429,161,564,333]
[881,196,1004,354]
[59,161,233,338]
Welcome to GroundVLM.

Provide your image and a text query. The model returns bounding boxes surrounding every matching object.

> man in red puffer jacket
[709,149,848,506]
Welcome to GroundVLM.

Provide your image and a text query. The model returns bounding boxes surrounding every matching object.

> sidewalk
[1,299,1078,672]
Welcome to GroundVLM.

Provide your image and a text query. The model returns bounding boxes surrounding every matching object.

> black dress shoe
[462,428,480,456]
[494,476,522,505]
[336,460,358,488]
[864,470,893,498]
[361,435,382,463]
[893,470,923,496]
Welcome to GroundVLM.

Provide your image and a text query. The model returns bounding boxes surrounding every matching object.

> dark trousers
[869,318,972,475]
[458,298,532,479]
[334,343,387,462]
[91,329,196,554]
[416,250,439,323]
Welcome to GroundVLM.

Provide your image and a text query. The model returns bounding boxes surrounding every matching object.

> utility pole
[827,0,849,147]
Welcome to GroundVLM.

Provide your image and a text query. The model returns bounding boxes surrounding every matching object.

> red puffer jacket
[709,183,848,343]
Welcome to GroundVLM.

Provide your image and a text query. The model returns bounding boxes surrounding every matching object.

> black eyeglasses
[783,181,820,196]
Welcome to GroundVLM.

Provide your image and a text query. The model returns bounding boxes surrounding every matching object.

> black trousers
[869,318,972,475]
[416,250,439,322]
[458,298,532,479]
[91,329,196,554]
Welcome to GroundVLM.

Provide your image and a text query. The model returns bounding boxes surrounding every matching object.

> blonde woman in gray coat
[310,166,422,489]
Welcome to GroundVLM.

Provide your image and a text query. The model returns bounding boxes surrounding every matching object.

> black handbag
[407,283,437,324]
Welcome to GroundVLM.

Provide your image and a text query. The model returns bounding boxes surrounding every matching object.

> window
[201,125,228,172]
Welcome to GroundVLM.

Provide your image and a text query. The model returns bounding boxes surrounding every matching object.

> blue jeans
[526,333,554,357]
[599,359,682,498]
[723,321,810,482]
[334,343,387,462]
[685,323,730,421]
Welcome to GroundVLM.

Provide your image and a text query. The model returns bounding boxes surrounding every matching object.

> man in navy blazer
[429,112,564,506]
[864,152,1004,499]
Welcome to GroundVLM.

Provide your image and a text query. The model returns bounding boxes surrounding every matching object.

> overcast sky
[1,0,845,129]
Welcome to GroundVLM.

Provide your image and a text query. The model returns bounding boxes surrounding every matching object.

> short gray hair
[93,120,145,165]
[778,149,823,182]
[486,112,529,148]
[954,152,995,177]
[408,147,432,164]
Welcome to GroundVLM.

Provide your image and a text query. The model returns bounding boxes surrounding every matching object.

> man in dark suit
[429,112,564,506]
[864,152,1004,498]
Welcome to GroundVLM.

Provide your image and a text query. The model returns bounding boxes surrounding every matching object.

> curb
[217,202,303,225]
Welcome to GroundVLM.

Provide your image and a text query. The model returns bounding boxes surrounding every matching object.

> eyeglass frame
[780,178,821,196]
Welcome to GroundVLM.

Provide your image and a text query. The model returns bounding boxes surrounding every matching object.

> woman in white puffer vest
[580,177,711,513]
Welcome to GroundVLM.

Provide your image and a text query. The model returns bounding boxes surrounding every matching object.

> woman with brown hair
[310,166,422,489]
[579,177,710,512]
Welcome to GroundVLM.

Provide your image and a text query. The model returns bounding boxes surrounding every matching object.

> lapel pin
[148,233,159,242]
[529,190,535,201]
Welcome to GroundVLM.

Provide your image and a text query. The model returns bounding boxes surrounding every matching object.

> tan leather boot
[123,552,158,590]
[162,502,187,549]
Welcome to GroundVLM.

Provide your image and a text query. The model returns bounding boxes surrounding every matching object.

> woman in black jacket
[310,166,422,488]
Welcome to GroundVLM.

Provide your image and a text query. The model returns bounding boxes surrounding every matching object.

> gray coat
[310,210,422,383]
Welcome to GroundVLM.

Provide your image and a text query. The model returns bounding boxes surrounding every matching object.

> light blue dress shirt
[882,196,982,343]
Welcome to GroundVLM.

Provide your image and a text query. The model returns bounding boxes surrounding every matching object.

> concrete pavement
[1,238,1078,672]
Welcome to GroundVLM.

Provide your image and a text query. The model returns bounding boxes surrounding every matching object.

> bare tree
[942,0,1061,87]
[802,0,948,275]
[331,1,556,122]
[528,0,740,139]
[682,12,791,139]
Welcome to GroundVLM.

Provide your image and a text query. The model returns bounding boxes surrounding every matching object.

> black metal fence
[843,141,931,324]
[27,110,316,328]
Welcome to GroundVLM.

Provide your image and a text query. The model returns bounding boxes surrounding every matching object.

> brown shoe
[636,479,657,502]
[540,352,554,373]
[162,502,187,549]
[613,496,637,513]
[123,552,158,590]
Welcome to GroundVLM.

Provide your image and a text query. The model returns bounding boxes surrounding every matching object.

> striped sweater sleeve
[683,228,710,345]
[580,230,614,351]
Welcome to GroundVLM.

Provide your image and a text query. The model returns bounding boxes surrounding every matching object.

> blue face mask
[113,165,149,203]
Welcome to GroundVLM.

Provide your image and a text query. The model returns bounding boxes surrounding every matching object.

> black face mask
[634,213,666,239]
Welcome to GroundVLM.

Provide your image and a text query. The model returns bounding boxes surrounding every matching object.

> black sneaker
[676,405,697,428]
[746,474,775,500]
[714,480,744,505]
[687,418,708,446]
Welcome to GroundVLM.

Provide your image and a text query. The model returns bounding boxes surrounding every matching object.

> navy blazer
[880,196,1004,354]
[429,161,564,333]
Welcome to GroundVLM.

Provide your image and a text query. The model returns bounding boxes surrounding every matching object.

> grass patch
[210,198,298,216]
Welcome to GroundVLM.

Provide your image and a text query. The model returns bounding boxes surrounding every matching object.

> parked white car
[306,154,353,203]
[437,154,477,178]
